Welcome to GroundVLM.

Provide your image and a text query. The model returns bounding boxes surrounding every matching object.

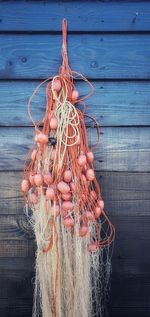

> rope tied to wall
[21,18,115,317]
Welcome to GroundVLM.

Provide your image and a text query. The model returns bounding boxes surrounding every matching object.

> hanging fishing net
[21,19,115,317]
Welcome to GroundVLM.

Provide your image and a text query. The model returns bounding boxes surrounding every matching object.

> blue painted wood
[0,34,150,79]
[0,299,32,317]
[0,1,149,316]
[0,127,149,171]
[0,1,150,32]
[0,80,150,126]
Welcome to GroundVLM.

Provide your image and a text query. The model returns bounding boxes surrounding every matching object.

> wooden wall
[0,1,150,316]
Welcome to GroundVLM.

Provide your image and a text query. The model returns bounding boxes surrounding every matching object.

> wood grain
[1,213,150,281]
[110,275,150,317]
[0,1,149,32]
[0,34,150,79]
[0,299,32,317]
[0,272,149,316]
[0,240,34,258]
[0,1,149,316]
[1,80,150,126]
[0,292,150,317]
[0,213,150,317]
[0,126,149,171]
[0,258,34,299]
[0,213,150,259]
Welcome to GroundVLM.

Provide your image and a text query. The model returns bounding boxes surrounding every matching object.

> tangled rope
[21,19,115,317]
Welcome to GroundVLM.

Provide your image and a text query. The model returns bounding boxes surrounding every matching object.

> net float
[50,117,58,130]
[21,179,29,193]
[79,224,89,237]
[34,174,43,187]
[97,199,104,210]
[57,181,70,194]
[94,206,102,219]
[31,149,37,161]
[61,209,68,218]
[86,169,95,181]
[31,193,38,204]
[78,154,87,166]
[37,133,48,144]
[87,242,98,252]
[29,173,35,186]
[53,79,61,92]
[63,217,75,228]
[62,201,74,211]
[86,211,95,221]
[70,182,75,191]
[43,173,53,185]
[63,170,72,183]
[61,193,72,201]
[86,151,94,163]
[72,89,79,101]
[90,190,97,200]
[46,187,55,200]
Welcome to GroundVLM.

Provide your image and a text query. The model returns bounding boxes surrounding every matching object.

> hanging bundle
[21,19,115,317]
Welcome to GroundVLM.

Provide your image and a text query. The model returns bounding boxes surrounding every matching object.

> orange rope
[22,18,115,317]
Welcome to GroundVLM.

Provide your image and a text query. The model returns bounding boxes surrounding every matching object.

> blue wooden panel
[0,1,150,32]
[0,1,149,317]
[0,80,150,126]
[110,276,150,317]
[0,299,32,317]
[0,127,149,171]
[0,34,150,79]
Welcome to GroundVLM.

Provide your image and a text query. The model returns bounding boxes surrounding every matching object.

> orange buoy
[63,217,75,228]
[86,151,94,163]
[34,174,43,187]
[37,133,48,144]
[46,187,55,200]
[50,117,58,130]
[57,181,70,194]
[21,179,29,192]
[94,206,102,219]
[53,79,61,92]
[97,199,104,210]
[78,154,87,166]
[63,170,72,183]
[72,89,79,101]
[86,169,95,181]
[62,201,73,211]
[43,173,53,185]
[87,242,98,252]
[79,224,88,237]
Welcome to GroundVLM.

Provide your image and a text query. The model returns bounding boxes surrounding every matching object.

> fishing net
[21,19,115,317]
